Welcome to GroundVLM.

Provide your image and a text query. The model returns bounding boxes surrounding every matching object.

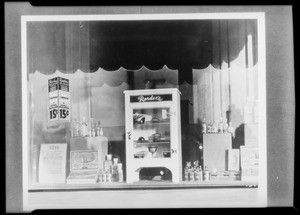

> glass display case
[124,89,182,183]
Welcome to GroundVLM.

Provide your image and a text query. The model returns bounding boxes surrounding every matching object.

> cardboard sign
[38,143,67,183]
[48,77,70,122]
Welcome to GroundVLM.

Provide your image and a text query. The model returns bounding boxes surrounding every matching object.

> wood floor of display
[28,180,258,192]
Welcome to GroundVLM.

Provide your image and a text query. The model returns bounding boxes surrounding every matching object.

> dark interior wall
[5,4,294,212]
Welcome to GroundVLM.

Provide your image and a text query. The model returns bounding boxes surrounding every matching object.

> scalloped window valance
[27,19,257,84]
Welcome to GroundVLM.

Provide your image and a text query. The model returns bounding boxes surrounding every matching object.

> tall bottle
[96,121,101,136]
[203,166,210,181]
[207,121,212,133]
[80,117,88,137]
[202,118,207,133]
[227,121,235,137]
[198,165,203,181]
[218,117,224,133]
[117,163,123,182]
[91,124,96,137]
[223,118,229,133]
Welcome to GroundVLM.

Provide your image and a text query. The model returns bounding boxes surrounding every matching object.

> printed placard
[48,77,70,122]
[38,143,67,183]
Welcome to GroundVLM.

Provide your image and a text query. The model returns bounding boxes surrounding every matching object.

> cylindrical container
[199,170,203,181]
[204,168,210,181]
[118,170,123,182]
[195,171,200,181]
[189,171,195,181]
[107,172,112,182]
[117,163,122,170]
[184,170,189,181]
[102,172,107,182]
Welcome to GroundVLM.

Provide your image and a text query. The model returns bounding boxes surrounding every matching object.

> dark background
[5,4,295,212]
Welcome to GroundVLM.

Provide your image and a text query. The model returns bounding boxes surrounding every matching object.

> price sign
[48,77,70,122]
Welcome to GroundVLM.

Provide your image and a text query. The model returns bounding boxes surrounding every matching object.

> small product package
[66,150,99,184]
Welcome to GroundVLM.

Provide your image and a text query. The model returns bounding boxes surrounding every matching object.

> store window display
[25,17,261,190]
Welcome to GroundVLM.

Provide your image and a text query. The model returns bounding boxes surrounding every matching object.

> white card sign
[38,143,67,183]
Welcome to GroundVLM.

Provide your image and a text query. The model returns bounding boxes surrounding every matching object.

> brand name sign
[130,94,172,103]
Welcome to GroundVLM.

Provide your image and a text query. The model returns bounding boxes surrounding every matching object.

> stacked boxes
[48,77,70,122]
[240,146,259,181]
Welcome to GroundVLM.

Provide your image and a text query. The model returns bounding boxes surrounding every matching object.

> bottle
[80,117,88,137]
[198,165,203,182]
[212,121,218,133]
[223,118,229,133]
[96,121,101,136]
[189,168,195,181]
[207,121,212,133]
[204,166,210,181]
[118,169,124,182]
[117,163,123,182]
[92,126,96,137]
[111,158,119,182]
[202,118,207,133]
[88,126,92,137]
[100,127,104,136]
[193,160,199,181]
[184,162,191,181]
[227,121,235,137]
[218,117,224,133]
[98,170,103,183]
[103,154,113,172]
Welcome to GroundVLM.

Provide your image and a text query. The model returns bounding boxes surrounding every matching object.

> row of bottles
[99,155,123,183]
[70,117,104,138]
[184,161,210,182]
[201,117,234,135]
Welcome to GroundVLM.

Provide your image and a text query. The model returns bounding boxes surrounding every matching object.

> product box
[244,123,259,146]
[241,166,259,181]
[48,77,70,122]
[240,146,259,166]
[226,149,240,171]
[203,133,232,172]
[66,150,99,184]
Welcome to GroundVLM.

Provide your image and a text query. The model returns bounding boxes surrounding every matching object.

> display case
[124,88,182,183]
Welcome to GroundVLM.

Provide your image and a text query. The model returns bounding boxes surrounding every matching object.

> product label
[130,94,172,103]
[70,150,98,170]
